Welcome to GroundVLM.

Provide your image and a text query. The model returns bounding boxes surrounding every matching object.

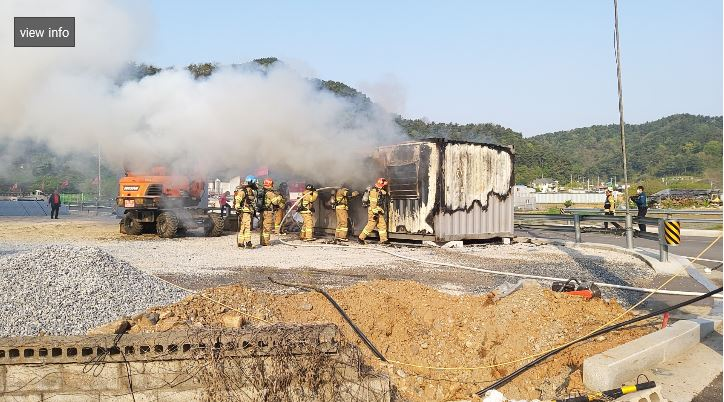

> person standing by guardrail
[48,190,61,219]
[630,185,648,232]
[603,189,621,229]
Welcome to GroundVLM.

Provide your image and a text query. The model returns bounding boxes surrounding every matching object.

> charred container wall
[312,139,514,241]
[378,139,514,241]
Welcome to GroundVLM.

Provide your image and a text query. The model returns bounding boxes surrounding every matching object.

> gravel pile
[0,245,189,336]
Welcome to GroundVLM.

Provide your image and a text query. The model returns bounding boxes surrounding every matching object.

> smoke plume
[0,0,403,187]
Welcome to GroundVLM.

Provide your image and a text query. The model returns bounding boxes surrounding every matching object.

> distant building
[531,178,559,193]
[513,185,536,210]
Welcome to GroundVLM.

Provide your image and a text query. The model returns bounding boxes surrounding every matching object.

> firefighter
[235,176,258,248]
[274,182,289,234]
[332,185,359,242]
[358,178,389,245]
[298,184,318,241]
[259,178,284,246]
[603,189,621,229]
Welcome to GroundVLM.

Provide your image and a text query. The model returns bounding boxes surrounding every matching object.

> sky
[138,0,723,137]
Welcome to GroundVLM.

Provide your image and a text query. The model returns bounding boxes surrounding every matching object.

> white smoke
[359,74,407,115]
[0,0,403,186]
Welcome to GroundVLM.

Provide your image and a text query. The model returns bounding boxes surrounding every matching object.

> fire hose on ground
[277,238,724,299]
[475,285,722,396]
[265,274,721,398]
[268,276,387,362]
[276,185,721,298]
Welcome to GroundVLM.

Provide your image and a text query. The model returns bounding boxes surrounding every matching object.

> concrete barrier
[583,318,721,391]
[613,385,669,401]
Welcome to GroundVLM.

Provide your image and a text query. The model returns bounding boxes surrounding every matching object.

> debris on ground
[0,245,188,336]
[102,279,656,401]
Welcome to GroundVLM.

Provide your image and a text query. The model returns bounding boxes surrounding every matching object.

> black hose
[476,286,723,396]
[268,277,388,362]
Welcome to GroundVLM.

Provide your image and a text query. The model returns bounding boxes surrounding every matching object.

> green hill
[398,114,722,187]
[532,114,722,180]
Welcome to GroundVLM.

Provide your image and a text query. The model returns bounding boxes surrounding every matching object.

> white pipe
[682,256,723,264]
[278,239,723,299]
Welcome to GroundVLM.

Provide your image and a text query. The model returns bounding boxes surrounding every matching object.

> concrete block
[127,361,197,391]
[613,385,669,401]
[62,363,126,392]
[4,364,63,392]
[0,394,43,401]
[100,390,157,401]
[337,376,391,402]
[155,388,204,401]
[584,318,719,390]
[0,365,5,393]
[40,393,99,402]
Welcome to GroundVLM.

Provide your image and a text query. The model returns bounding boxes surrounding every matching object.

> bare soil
[120,280,656,401]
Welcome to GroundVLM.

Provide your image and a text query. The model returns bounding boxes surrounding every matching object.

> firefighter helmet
[245,175,257,186]
[305,184,315,191]
[263,178,273,189]
[375,177,388,189]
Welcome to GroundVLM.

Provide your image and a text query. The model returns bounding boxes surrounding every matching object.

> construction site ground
[0,215,720,401]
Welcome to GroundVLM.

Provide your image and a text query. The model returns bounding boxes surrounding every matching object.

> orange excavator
[116,167,224,238]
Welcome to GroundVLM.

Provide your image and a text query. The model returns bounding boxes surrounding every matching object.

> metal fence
[515,208,722,262]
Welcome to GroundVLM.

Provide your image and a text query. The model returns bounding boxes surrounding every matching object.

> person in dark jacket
[48,190,61,219]
[630,185,648,232]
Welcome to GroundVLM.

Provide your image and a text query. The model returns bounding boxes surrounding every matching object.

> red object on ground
[661,312,670,329]
[563,290,595,300]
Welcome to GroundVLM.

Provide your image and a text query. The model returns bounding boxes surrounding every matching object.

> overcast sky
[140,0,723,137]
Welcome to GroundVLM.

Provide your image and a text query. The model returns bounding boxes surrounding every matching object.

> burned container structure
[314,139,515,242]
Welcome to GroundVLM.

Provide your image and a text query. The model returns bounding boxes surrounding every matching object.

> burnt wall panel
[380,142,438,235]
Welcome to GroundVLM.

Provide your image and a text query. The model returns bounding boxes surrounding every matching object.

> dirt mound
[112,280,656,401]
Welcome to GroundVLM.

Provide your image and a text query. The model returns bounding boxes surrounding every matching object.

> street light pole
[97,142,101,212]
[613,0,633,249]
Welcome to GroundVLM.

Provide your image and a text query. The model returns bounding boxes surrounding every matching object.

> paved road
[516,226,723,270]
[692,373,722,402]
[516,225,723,313]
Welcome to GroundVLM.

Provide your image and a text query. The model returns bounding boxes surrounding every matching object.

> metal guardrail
[516,210,721,263]
[562,208,723,216]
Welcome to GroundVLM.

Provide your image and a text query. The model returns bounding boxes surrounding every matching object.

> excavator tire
[156,211,179,238]
[204,213,225,237]
[122,214,143,236]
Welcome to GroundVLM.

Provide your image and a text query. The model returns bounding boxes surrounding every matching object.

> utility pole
[97,143,101,211]
[613,0,633,249]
